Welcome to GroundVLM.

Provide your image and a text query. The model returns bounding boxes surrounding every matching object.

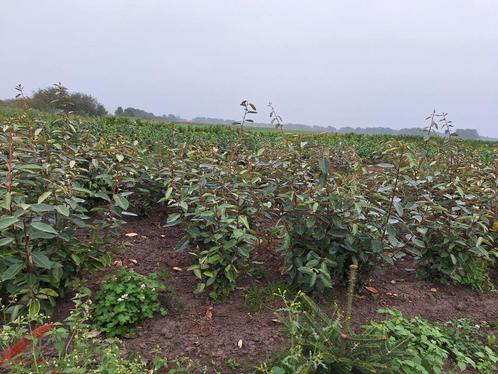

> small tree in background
[115,106,124,116]
[30,84,107,116]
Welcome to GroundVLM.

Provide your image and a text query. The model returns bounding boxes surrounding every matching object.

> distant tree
[399,128,427,136]
[163,113,181,121]
[0,98,21,110]
[123,107,156,119]
[455,128,480,139]
[192,117,233,125]
[30,84,107,116]
[30,85,70,112]
[123,107,134,116]
[120,107,185,121]
[340,127,355,134]
[70,92,107,116]
[115,106,124,116]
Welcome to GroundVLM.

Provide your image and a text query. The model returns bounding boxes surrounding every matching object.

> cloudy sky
[1,1,497,136]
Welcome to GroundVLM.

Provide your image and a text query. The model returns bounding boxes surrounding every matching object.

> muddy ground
[54,208,498,373]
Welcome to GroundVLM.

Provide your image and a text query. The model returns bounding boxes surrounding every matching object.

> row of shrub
[164,135,497,299]
[1,106,497,373]
[2,107,496,314]
[0,109,160,317]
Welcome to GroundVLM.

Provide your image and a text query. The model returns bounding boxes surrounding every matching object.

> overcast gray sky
[1,1,497,136]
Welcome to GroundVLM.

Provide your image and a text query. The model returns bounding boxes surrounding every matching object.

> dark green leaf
[31,222,58,235]
[0,217,19,230]
[32,251,53,269]
[2,263,24,281]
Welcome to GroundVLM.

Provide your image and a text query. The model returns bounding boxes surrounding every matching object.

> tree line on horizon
[180,116,486,140]
[114,106,184,122]
[0,85,107,116]
[0,85,492,140]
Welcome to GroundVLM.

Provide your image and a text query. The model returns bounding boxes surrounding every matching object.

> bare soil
[54,208,498,373]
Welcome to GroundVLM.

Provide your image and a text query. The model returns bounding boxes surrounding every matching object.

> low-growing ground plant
[225,358,240,371]
[0,292,151,373]
[151,354,210,373]
[93,268,167,336]
[242,281,293,313]
[367,309,498,373]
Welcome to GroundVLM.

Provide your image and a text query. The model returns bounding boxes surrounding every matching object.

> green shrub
[165,151,257,302]
[93,268,167,336]
[278,191,385,293]
[258,292,408,373]
[170,190,255,302]
[0,114,118,318]
[406,176,496,291]
[404,116,497,291]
